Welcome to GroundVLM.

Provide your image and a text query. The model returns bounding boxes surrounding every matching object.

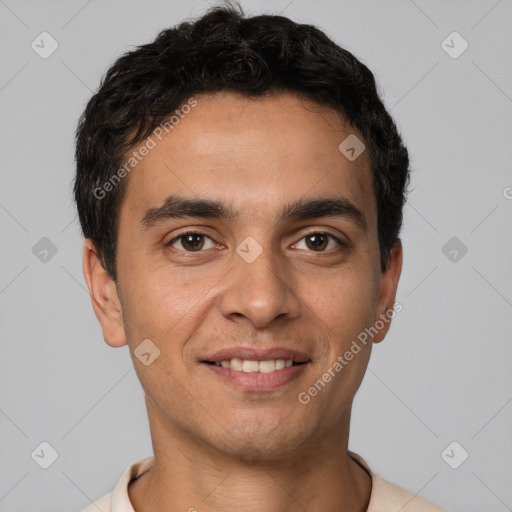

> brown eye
[167,232,215,252]
[295,232,344,252]
[305,233,328,251]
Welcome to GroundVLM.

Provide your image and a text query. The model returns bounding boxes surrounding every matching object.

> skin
[83,90,402,512]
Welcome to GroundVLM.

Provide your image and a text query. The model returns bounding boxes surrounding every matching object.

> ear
[82,238,127,348]
[372,240,403,344]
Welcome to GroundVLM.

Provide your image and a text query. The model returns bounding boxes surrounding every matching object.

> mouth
[200,348,312,392]
[202,358,308,372]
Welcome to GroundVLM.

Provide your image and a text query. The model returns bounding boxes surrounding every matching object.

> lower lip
[202,363,310,391]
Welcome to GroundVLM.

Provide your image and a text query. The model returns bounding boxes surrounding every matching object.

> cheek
[305,272,376,406]
[305,264,379,338]
[121,266,218,354]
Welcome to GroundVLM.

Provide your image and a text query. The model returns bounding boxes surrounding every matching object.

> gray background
[1,0,511,511]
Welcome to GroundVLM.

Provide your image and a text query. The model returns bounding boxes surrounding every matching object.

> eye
[166,230,346,254]
[293,232,345,252]
[166,232,217,252]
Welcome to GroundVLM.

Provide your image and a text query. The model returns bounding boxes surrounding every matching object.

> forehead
[119,90,376,231]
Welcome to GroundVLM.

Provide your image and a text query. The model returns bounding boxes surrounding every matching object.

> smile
[204,358,305,372]
[201,359,311,391]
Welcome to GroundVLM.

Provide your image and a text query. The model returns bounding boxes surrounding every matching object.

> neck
[128,413,372,512]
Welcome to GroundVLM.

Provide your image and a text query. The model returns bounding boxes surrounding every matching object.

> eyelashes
[166,232,217,252]
[166,231,347,254]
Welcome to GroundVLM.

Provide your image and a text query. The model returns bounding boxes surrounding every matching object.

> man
[75,3,447,511]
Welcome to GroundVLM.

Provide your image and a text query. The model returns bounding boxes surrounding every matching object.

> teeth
[258,360,275,373]
[214,358,299,372]
[242,360,260,372]
[231,357,243,371]
[275,359,285,370]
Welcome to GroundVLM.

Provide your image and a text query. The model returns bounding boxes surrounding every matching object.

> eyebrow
[140,194,367,232]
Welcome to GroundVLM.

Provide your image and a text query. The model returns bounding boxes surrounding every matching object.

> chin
[212,422,311,462]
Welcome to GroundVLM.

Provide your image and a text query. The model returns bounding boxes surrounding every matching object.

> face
[84,90,402,460]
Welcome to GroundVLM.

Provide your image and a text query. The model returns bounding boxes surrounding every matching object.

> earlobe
[82,239,127,348]
[372,241,403,344]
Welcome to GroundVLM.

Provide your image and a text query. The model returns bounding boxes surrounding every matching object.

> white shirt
[80,451,447,511]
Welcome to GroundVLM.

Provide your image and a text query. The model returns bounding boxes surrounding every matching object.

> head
[75,4,409,460]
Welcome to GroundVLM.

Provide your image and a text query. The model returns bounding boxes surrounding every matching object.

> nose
[219,240,301,329]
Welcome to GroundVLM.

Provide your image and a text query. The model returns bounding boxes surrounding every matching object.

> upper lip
[203,347,311,363]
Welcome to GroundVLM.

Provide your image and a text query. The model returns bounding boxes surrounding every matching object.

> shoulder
[349,451,447,512]
[76,456,155,512]
[371,472,448,512]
